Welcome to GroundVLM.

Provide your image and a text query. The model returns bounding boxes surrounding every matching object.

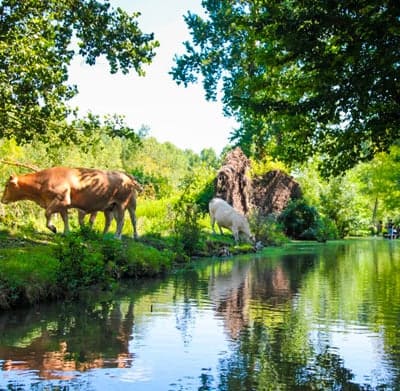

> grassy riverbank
[0,227,257,309]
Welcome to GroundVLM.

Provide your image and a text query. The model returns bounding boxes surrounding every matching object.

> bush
[249,212,288,246]
[172,202,203,256]
[278,199,319,240]
[125,241,173,278]
[170,167,214,256]
[277,199,339,241]
[53,229,110,295]
[193,178,215,214]
[313,216,339,242]
[129,168,172,199]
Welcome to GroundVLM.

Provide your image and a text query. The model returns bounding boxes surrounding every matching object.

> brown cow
[78,183,140,239]
[1,167,141,238]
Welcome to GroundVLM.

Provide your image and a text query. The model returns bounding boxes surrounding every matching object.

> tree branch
[0,159,41,172]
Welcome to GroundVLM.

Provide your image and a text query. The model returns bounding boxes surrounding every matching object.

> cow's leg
[88,212,97,227]
[103,210,113,234]
[113,205,125,239]
[127,198,138,239]
[231,226,239,242]
[78,210,86,227]
[45,210,57,233]
[45,189,71,234]
[78,210,97,228]
[210,215,217,234]
[60,209,70,234]
[44,208,69,234]
[217,223,224,236]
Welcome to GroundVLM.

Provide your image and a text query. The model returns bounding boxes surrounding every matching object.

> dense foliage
[0,0,158,144]
[172,0,400,176]
[278,199,319,240]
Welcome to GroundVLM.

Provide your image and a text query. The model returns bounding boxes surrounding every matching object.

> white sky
[68,0,237,155]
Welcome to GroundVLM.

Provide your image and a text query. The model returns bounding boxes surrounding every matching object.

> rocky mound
[214,148,301,215]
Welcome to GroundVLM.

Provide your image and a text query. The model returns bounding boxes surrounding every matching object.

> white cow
[209,197,253,243]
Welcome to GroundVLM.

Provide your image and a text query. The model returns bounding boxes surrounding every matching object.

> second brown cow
[1,167,141,238]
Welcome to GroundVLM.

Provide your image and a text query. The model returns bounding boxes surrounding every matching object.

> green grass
[0,245,59,307]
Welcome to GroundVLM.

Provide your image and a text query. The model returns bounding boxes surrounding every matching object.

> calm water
[0,238,400,390]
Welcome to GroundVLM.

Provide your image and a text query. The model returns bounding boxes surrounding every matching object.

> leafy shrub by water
[170,167,214,256]
[54,230,106,295]
[52,226,178,296]
[125,241,173,278]
[313,216,339,242]
[278,199,338,241]
[278,199,319,240]
[172,202,203,256]
[249,212,288,246]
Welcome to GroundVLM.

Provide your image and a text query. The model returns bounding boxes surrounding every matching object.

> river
[0,238,399,390]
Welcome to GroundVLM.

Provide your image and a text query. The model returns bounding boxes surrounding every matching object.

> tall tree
[0,0,158,144]
[171,0,400,176]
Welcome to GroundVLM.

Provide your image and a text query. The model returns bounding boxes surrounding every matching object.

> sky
[68,0,237,155]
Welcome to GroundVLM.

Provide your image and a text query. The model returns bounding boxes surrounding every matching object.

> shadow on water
[0,238,400,390]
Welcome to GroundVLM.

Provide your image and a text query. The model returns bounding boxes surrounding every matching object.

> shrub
[313,216,339,242]
[193,178,215,214]
[99,233,125,263]
[129,168,172,199]
[172,202,203,256]
[170,166,214,256]
[278,199,319,240]
[249,212,288,246]
[125,241,173,278]
[54,230,108,295]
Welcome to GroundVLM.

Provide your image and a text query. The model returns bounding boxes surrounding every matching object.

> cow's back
[209,198,237,227]
[34,167,83,188]
[209,197,231,216]
[69,168,134,212]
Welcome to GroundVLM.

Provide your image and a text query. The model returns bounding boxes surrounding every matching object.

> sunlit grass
[0,245,59,306]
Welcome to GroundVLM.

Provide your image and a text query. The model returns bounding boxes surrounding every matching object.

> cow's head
[1,175,19,204]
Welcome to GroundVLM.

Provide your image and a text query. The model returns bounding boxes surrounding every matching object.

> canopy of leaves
[171,0,400,176]
[352,144,400,214]
[0,0,158,144]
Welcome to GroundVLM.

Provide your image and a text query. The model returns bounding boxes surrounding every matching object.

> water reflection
[0,239,399,390]
[0,298,135,379]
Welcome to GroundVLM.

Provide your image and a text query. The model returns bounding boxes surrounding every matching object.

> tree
[0,0,158,144]
[199,147,220,169]
[171,0,400,176]
[352,145,400,220]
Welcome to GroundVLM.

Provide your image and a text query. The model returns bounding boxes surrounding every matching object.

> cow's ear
[9,175,18,185]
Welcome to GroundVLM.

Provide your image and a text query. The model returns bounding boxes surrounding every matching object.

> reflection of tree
[171,269,209,346]
[217,321,366,391]
[0,297,135,380]
[250,261,291,303]
[200,242,400,390]
[300,349,359,390]
[299,240,400,388]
